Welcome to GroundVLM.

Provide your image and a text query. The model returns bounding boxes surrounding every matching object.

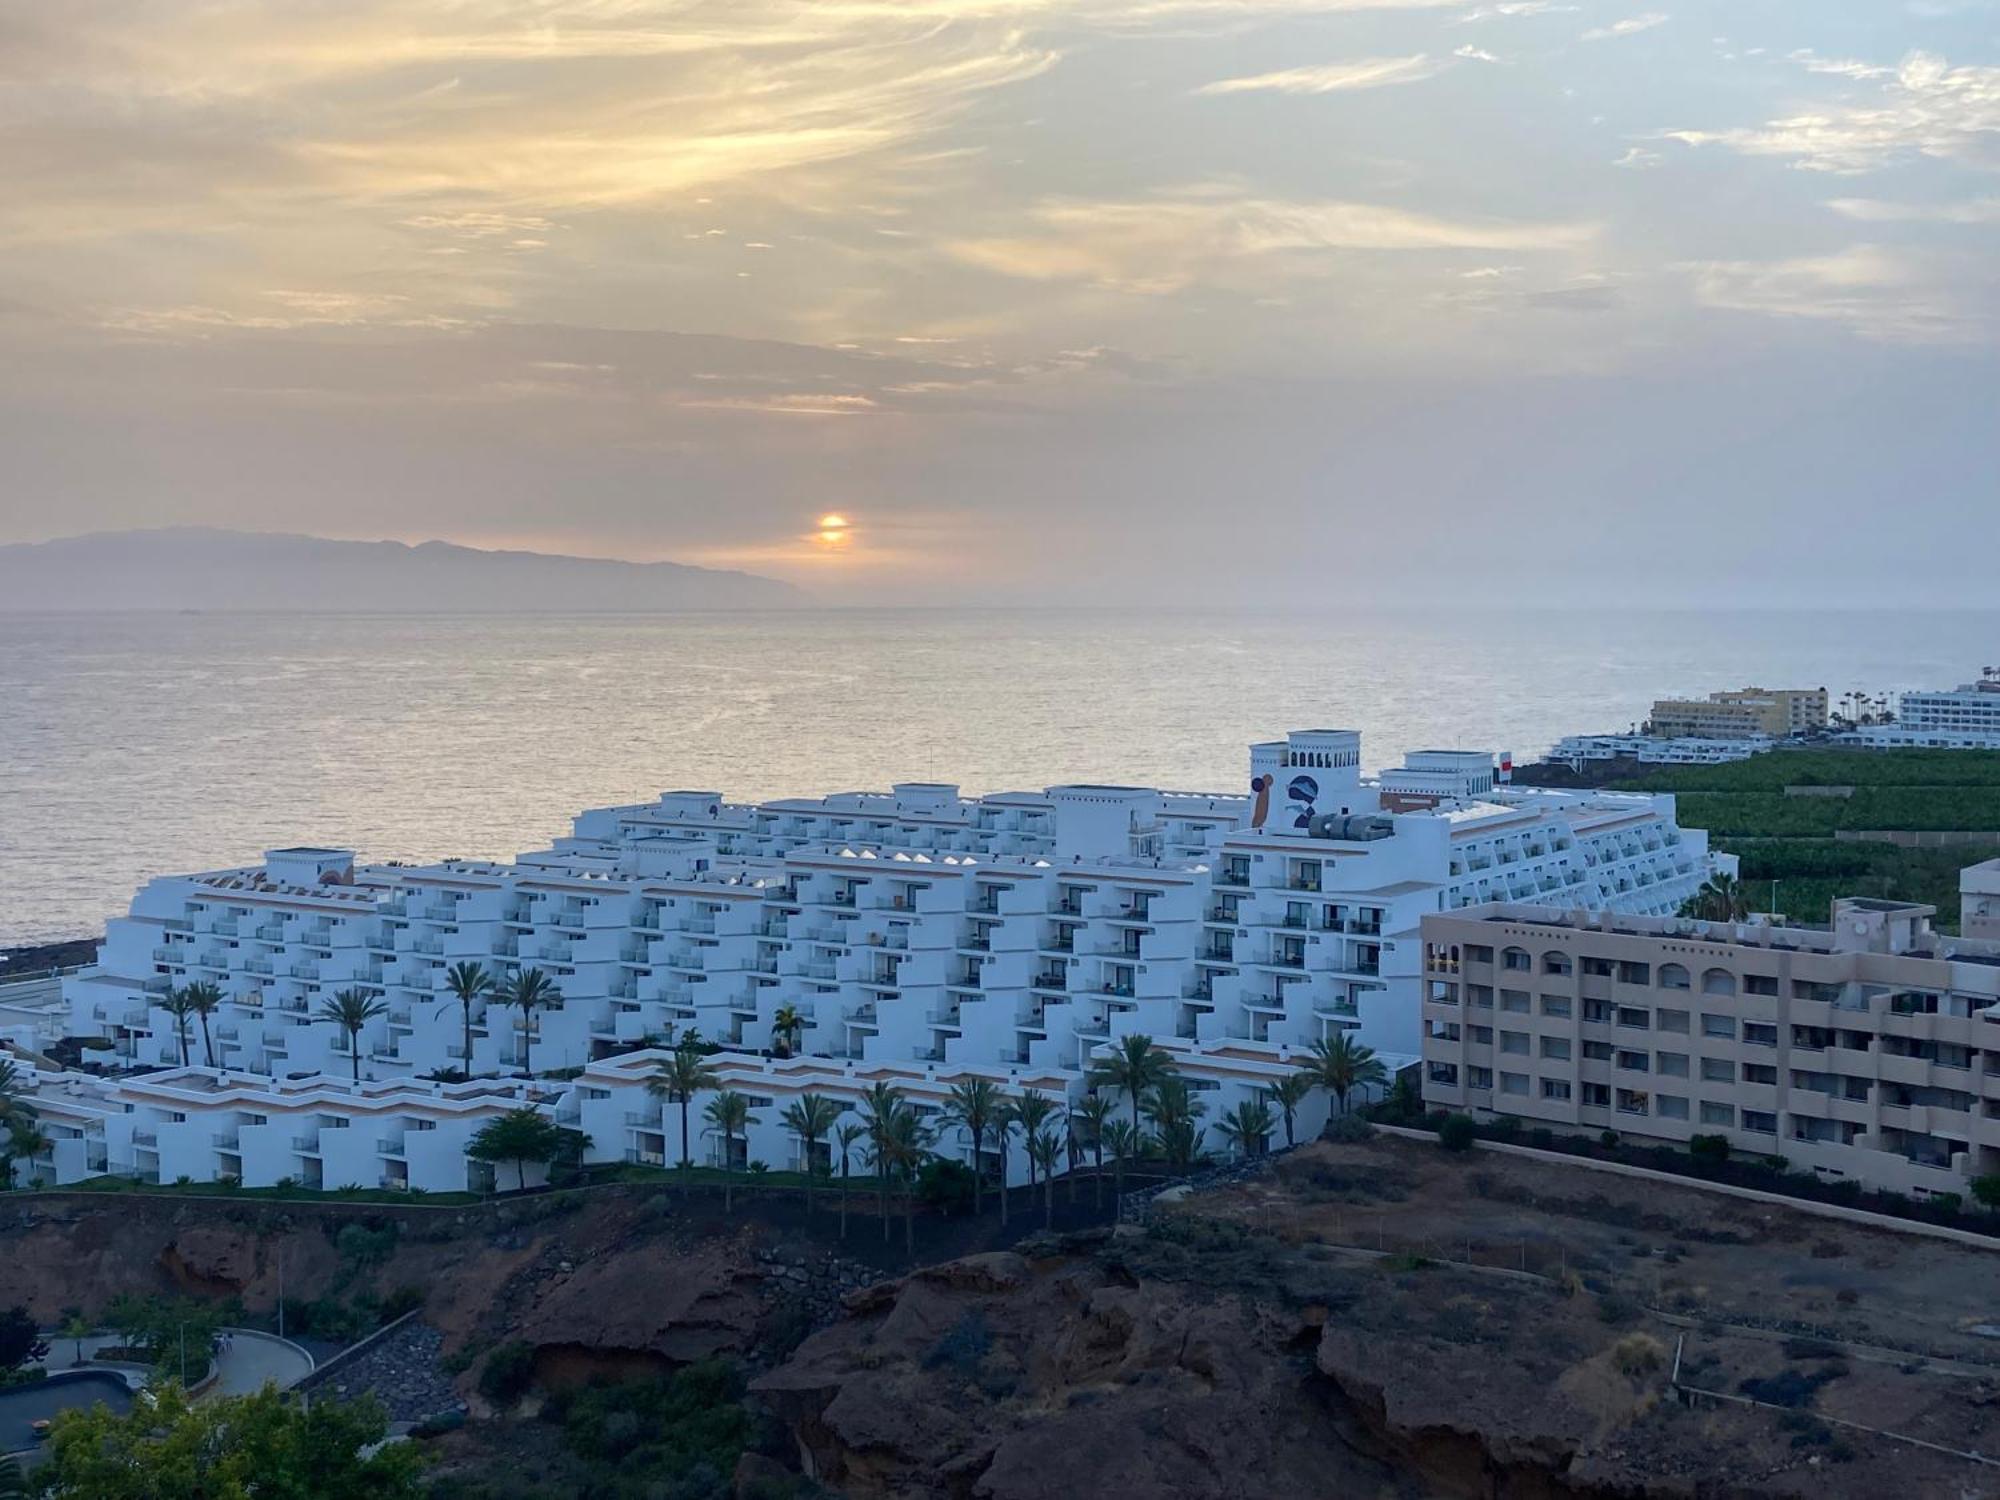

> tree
[34,1383,425,1500]
[0,1060,44,1191]
[1438,1113,1478,1152]
[0,1305,48,1373]
[1102,1119,1141,1215]
[180,981,224,1069]
[779,1093,843,1209]
[317,987,388,1084]
[1088,1033,1177,1125]
[770,1003,805,1058]
[159,987,197,1068]
[1302,1033,1388,1118]
[702,1090,756,1211]
[443,961,494,1076]
[647,1043,720,1172]
[1010,1092,1059,1205]
[1681,872,1751,923]
[989,1103,1016,1226]
[1263,1073,1313,1150]
[1214,1098,1275,1160]
[1142,1077,1206,1171]
[1026,1130,1061,1224]
[860,1082,909,1241]
[466,1108,562,1192]
[60,1310,92,1368]
[1072,1093,1115,1210]
[878,1101,933,1253]
[1972,1175,2000,1213]
[498,967,562,1077]
[939,1077,1005,1217]
[834,1121,867,1238]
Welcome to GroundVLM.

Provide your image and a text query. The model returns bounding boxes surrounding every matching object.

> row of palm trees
[0,1057,51,1189]
[153,962,565,1083]
[627,1027,1392,1236]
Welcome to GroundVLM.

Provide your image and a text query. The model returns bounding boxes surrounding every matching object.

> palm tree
[939,1077,1005,1216]
[443,961,493,1075]
[1026,1130,1061,1225]
[646,1043,720,1172]
[1214,1098,1275,1160]
[1302,1033,1388,1118]
[1072,1094,1115,1210]
[1264,1073,1313,1150]
[779,1092,843,1208]
[860,1082,908,1241]
[0,1064,49,1190]
[770,1003,805,1058]
[181,980,224,1068]
[834,1120,867,1238]
[878,1102,933,1253]
[1143,1077,1207,1171]
[1011,1092,1059,1205]
[1102,1118,1141,1216]
[159,987,198,1068]
[990,1103,1016,1226]
[703,1090,756,1212]
[317,987,387,1083]
[498,967,561,1076]
[1682,872,1752,923]
[1088,1034,1177,1125]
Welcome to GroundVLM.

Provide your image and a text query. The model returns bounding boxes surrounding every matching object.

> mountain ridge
[0,526,805,611]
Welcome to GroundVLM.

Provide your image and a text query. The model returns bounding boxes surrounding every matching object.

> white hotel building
[1854,672,2000,751]
[35,730,1726,1192]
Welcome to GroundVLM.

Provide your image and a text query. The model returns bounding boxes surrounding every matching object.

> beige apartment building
[1419,897,2000,1198]
[1964,858,2000,942]
[1647,687,1828,740]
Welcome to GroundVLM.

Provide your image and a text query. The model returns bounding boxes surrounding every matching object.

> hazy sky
[2,0,1996,603]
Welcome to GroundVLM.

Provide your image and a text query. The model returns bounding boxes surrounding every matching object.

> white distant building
[1851,671,2000,750]
[41,730,1728,1190]
[1549,733,1775,769]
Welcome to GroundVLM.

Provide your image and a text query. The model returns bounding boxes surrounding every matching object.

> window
[1615,1050,1650,1073]
[1616,1006,1651,1030]
[1470,1025,1493,1045]
[1500,1072,1530,1096]
[1427,1062,1459,1086]
[1656,1094,1690,1121]
[1618,961,1652,985]
[1742,1110,1777,1135]
[1657,1051,1689,1078]
[1743,1023,1778,1048]
[1500,1031,1530,1055]
[1657,1008,1689,1034]
[1542,951,1573,976]
[1615,1088,1650,1115]
[1583,1040,1613,1061]
[1542,1078,1573,1100]
[1700,1057,1734,1083]
[1659,963,1691,991]
[1500,989,1531,1013]
[1468,985,1494,1009]
[1464,944,1494,964]
[1582,1083,1611,1108]
[1743,1063,1778,1086]
[1583,1000,1611,1024]
[1541,1036,1572,1061]
[1744,974,1779,997]
[1468,1066,1493,1089]
[1502,947,1532,972]
[1541,995,1572,1019]
[1702,968,1736,996]
[1792,1025,1832,1050]
[1700,1101,1735,1126]
[1582,957,1614,978]
[1702,1014,1735,1039]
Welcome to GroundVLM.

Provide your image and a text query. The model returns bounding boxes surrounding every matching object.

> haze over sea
[4,608,1994,946]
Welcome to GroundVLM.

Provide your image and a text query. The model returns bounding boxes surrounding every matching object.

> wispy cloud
[1582,12,1669,41]
[1689,244,1986,343]
[1196,55,1446,95]
[1828,196,2000,223]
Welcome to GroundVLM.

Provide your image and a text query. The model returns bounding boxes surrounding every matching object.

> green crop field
[1618,751,2000,929]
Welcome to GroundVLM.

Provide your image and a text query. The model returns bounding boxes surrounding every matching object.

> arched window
[1701,967,1736,996]
[1659,963,1691,991]
[1542,951,1572,976]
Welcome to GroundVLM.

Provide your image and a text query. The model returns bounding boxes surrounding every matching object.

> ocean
[3,607,1992,945]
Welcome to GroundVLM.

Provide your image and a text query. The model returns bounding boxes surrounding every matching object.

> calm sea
[3,608,1993,945]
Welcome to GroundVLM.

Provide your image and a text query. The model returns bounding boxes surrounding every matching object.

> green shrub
[1323,1113,1373,1144]
[379,1285,426,1323]
[915,1158,977,1216]
[477,1341,538,1405]
[1438,1115,1477,1153]
[1688,1134,1731,1167]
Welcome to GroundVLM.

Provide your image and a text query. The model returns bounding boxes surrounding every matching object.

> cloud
[1613,146,1664,168]
[1196,55,1446,95]
[946,187,1597,292]
[1453,44,1501,62]
[1582,12,1668,41]
[1688,244,1987,343]
[1665,51,2000,174]
[1827,196,2000,222]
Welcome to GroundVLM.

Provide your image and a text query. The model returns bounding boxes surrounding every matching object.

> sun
[814,512,853,549]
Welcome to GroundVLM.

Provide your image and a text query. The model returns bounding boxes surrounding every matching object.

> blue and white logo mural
[1287,774,1319,830]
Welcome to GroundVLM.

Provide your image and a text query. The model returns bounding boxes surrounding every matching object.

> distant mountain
[0,527,805,612]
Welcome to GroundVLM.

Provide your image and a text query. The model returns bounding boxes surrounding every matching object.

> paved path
[208,1330,314,1396]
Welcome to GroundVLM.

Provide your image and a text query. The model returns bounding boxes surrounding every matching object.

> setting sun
[815,512,853,549]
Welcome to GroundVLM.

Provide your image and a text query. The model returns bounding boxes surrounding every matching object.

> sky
[1,0,1996,604]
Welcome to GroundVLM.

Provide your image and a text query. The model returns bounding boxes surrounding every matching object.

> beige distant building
[1647,687,1828,740]
[1419,896,2000,1198]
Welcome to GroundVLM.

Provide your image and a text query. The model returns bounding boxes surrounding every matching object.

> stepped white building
[40,730,1727,1191]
